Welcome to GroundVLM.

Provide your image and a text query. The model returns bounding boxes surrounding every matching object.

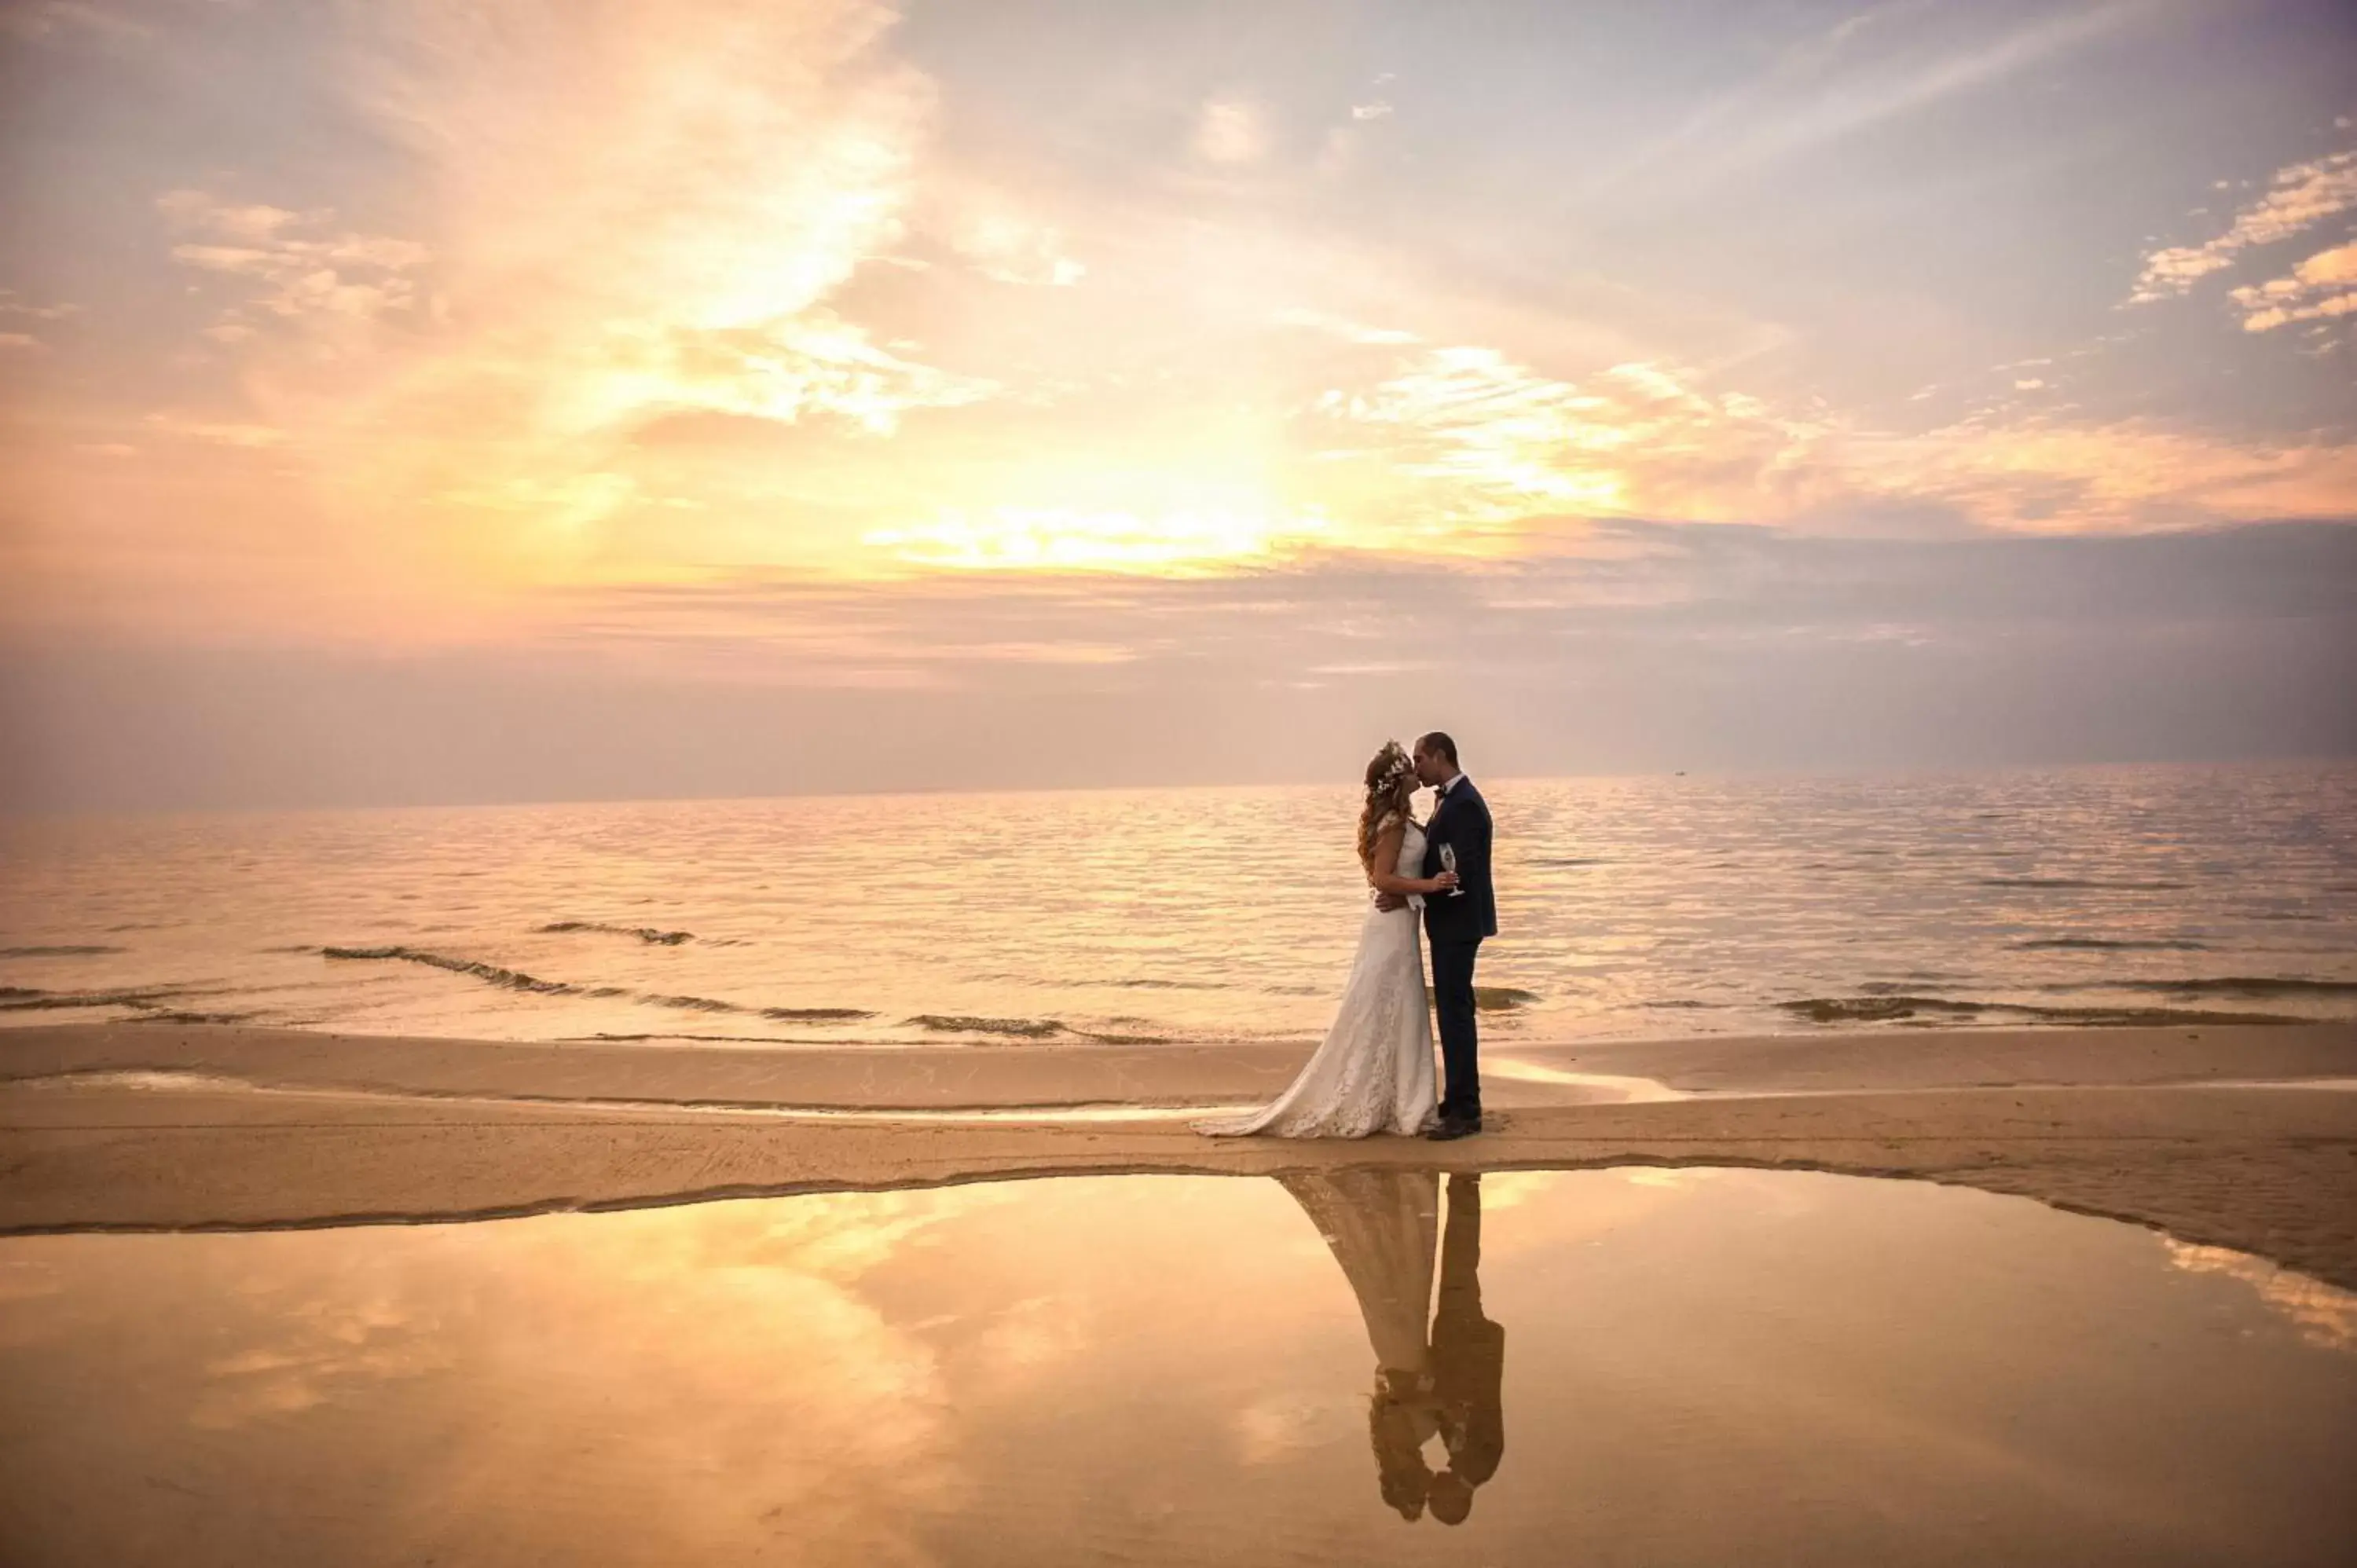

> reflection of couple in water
[1277,1170,1505,1525]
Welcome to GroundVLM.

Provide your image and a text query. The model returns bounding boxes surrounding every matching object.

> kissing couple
[1197,732,1497,1141]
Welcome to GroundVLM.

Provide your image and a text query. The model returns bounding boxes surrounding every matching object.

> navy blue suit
[1420,776,1497,1123]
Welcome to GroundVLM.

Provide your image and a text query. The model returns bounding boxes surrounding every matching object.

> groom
[1380,731,1496,1140]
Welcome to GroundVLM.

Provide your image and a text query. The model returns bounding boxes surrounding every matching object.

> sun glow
[864,504,1332,573]
[4,0,2354,656]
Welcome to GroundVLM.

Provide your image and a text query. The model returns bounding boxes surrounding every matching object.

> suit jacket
[1420,776,1497,943]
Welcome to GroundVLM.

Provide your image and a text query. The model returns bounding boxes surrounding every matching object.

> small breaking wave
[538,921,695,946]
[2022,976,2357,1002]
[1780,995,2308,1028]
[314,947,893,1025]
[638,992,741,1013]
[1421,986,1540,1011]
[641,994,883,1020]
[893,1014,1163,1043]
[321,946,583,995]
[965,972,1226,993]
[320,947,878,1020]
[0,984,188,1013]
[905,1014,1068,1039]
[0,944,126,959]
[0,982,250,1026]
[1979,877,2193,892]
[2108,976,2357,998]
[2012,937,2212,952]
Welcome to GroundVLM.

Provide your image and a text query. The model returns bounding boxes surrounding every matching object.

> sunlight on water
[1,762,2352,1049]
[2,1171,2352,1566]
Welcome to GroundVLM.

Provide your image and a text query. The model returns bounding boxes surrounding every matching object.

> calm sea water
[2,763,2354,1050]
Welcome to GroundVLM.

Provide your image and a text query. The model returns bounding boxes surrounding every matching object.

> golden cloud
[2129,150,2357,304]
[2230,240,2357,333]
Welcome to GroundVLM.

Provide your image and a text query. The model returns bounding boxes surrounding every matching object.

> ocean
[3,762,2354,1051]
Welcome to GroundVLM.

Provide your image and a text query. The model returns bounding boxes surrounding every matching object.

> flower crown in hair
[1373,739,1415,792]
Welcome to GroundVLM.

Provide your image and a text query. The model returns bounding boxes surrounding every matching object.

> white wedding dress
[1196,819,1439,1138]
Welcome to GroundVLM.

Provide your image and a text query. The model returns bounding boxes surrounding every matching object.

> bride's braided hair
[1357,740,1417,870]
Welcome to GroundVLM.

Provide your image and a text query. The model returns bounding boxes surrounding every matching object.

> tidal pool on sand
[1,1169,2352,1566]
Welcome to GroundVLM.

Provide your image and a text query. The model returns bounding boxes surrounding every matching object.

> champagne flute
[1439,842,1464,896]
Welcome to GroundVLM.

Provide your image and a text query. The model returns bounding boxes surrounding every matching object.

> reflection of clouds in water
[193,1295,452,1431]
[405,1240,966,1562]
[972,1293,1089,1372]
[1232,1391,1360,1464]
[20,1189,1025,1562]
[1622,1167,1724,1191]
[176,1189,1028,1438]
[2162,1240,2357,1352]
[1483,1166,1722,1213]
[419,1188,1030,1537]
[192,1255,450,1431]
[0,1259,64,1311]
[1470,1171,1556,1211]
[1469,1167,1722,1267]
[7,1171,2356,1563]
[643,1182,1028,1283]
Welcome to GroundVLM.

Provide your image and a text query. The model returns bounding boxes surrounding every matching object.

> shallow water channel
[2,1168,2352,1566]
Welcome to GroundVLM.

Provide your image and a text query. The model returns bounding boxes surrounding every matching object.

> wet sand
[5,1021,2355,1288]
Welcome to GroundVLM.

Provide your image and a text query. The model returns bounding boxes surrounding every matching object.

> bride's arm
[1366,821,1455,897]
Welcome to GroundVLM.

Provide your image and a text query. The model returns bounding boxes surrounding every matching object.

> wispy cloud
[940,202,1086,288]
[145,0,966,577]
[159,189,432,332]
[0,291,83,322]
[1320,349,1811,524]
[1192,98,1266,165]
[1602,1,2155,192]
[865,503,1331,573]
[144,412,288,447]
[1834,414,2357,532]
[2128,150,2357,302]
[1312,335,2357,537]
[3,0,2352,670]
[0,2,152,42]
[2229,240,2357,333]
[1271,308,1420,346]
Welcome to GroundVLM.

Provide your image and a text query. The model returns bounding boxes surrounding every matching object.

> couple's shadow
[1277,1170,1505,1525]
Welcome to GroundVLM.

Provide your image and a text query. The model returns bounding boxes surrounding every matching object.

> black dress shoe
[1426,1118,1480,1141]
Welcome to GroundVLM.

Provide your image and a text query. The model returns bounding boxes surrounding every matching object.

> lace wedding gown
[1195,820,1439,1138]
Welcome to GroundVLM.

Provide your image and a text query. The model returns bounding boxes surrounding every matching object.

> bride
[1195,740,1458,1139]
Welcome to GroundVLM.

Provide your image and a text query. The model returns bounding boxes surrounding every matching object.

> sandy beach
[5,1020,2354,1289]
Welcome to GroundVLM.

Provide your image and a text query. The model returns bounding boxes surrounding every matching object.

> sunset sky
[2,0,2353,808]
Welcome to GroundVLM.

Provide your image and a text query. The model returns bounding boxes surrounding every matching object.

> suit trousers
[1430,936,1483,1122]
